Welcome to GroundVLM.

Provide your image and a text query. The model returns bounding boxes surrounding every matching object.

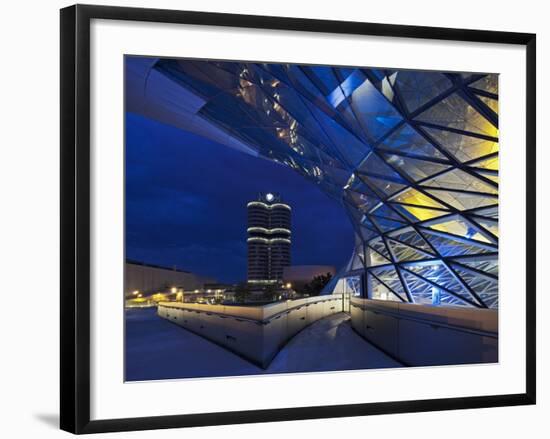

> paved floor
[125,308,401,381]
[268,311,402,373]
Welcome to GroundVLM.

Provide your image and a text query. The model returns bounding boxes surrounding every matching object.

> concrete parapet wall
[350,297,498,366]
[157,295,343,368]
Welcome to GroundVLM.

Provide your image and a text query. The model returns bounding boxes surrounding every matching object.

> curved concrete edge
[350,297,498,367]
[157,295,343,368]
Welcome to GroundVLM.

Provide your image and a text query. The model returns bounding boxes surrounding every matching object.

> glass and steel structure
[127,58,499,309]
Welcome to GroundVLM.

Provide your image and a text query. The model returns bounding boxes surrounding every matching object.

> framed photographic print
[60,4,536,434]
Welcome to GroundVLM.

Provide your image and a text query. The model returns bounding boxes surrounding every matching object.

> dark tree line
[300,272,333,297]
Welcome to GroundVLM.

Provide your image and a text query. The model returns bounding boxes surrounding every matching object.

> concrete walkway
[125,308,401,381]
[268,312,402,373]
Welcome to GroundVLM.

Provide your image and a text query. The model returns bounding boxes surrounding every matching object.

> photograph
[124,57,499,381]
[0,0,541,436]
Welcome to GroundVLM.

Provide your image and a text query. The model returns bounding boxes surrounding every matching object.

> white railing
[350,297,498,366]
[157,294,343,368]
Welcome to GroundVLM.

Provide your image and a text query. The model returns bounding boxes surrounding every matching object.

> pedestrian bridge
[126,308,400,381]
[158,295,343,368]
[157,294,497,369]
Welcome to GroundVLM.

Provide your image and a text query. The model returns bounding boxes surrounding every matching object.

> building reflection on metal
[128,58,499,309]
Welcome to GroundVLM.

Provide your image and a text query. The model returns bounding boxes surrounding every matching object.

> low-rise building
[125,260,215,299]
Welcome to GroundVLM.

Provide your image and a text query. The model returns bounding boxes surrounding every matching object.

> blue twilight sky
[125,112,354,283]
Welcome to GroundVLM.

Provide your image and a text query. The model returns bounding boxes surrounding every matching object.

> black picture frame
[60,4,536,434]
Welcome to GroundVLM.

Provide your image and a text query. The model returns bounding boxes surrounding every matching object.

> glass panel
[370,203,408,222]
[363,176,407,198]
[370,216,407,233]
[369,274,402,301]
[425,189,497,210]
[302,98,370,166]
[377,124,446,159]
[421,168,497,194]
[345,276,363,296]
[451,256,498,277]
[370,266,407,299]
[305,65,340,95]
[351,252,364,270]
[367,247,392,267]
[391,187,447,209]
[323,165,354,188]
[394,71,453,113]
[472,217,499,238]
[327,69,366,107]
[470,155,499,171]
[422,127,498,163]
[425,214,492,243]
[469,74,499,95]
[403,261,480,305]
[415,93,498,138]
[383,153,451,181]
[345,189,380,213]
[388,227,435,253]
[470,206,498,220]
[451,265,498,308]
[380,72,397,102]
[337,101,371,141]
[475,170,498,184]
[388,239,433,262]
[368,237,392,260]
[349,78,403,141]
[357,151,404,180]
[401,270,471,307]
[391,203,450,222]
[478,95,499,113]
[421,229,494,257]
[358,226,378,241]
[283,64,328,102]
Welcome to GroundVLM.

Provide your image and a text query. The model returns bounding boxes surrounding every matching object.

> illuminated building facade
[128,58,499,309]
[247,193,291,283]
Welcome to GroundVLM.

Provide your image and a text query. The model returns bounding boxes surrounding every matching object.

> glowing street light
[286,283,292,289]
[170,287,177,294]
[132,290,139,296]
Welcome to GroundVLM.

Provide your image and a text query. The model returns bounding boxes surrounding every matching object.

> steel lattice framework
[133,58,499,309]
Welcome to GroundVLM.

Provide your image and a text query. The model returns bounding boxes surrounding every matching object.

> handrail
[159,295,342,325]
[264,296,341,323]
[159,304,261,325]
